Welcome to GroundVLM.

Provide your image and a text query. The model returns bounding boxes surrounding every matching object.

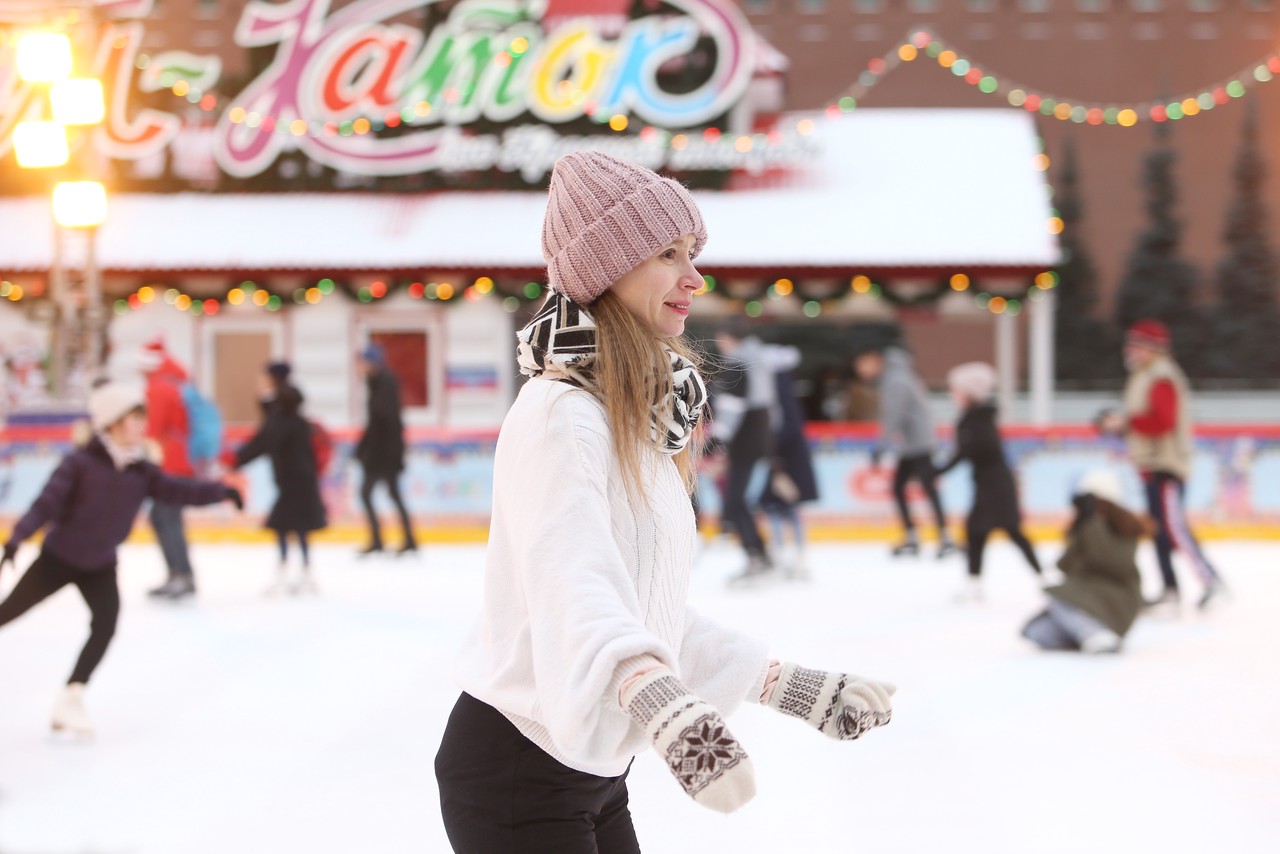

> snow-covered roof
[0,109,1058,276]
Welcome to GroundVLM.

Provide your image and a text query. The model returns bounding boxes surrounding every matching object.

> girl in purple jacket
[0,383,240,737]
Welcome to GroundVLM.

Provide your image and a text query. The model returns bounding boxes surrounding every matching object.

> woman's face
[608,234,702,339]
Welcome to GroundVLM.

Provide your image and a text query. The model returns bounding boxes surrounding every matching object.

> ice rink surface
[1,538,1277,854]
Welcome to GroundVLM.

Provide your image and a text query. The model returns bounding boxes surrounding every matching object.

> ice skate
[356,544,385,558]
[395,543,419,558]
[1197,580,1228,612]
[148,576,195,601]
[263,567,290,597]
[1080,628,1122,654]
[51,683,93,740]
[1143,589,1181,619]
[727,554,775,587]
[952,576,984,604]
[890,533,919,558]
[936,537,961,559]
[783,550,811,582]
[290,573,319,596]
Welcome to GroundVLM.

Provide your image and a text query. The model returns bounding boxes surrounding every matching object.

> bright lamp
[53,181,108,228]
[51,78,105,125]
[13,121,70,168]
[16,33,73,82]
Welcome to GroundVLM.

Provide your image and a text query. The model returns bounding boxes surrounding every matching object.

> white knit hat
[1075,468,1124,504]
[88,383,145,432]
[542,151,707,305]
[947,362,997,401]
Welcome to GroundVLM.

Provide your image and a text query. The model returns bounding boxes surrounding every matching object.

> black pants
[722,453,768,558]
[0,550,119,684]
[965,518,1042,577]
[360,467,415,550]
[436,693,640,854]
[1144,471,1220,592]
[893,453,947,534]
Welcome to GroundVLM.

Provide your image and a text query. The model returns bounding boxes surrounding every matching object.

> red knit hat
[1125,319,1171,351]
[541,151,707,305]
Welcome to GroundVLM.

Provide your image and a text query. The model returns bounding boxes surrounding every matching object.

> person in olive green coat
[1022,469,1152,654]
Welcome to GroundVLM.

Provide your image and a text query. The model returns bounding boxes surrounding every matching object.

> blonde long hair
[589,290,702,501]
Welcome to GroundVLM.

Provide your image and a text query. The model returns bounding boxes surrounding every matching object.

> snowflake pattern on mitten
[665,714,751,797]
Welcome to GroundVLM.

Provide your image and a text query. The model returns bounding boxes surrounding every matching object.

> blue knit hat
[360,344,385,364]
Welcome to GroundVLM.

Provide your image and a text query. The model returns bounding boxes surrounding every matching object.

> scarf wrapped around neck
[515,292,707,455]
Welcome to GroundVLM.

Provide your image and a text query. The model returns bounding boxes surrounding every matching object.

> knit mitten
[764,662,894,740]
[620,667,756,813]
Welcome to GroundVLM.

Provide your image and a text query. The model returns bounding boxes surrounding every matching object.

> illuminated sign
[0,0,814,181]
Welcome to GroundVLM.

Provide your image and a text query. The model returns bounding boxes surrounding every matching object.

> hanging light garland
[826,29,1279,126]
[110,275,553,317]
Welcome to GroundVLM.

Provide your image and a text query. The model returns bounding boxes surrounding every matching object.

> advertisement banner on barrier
[2,424,1278,539]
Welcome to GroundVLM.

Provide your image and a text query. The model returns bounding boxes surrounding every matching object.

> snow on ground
[0,538,1277,854]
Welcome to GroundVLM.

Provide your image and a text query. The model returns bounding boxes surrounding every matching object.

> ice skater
[756,343,819,580]
[1098,319,1225,613]
[936,362,1042,602]
[354,344,416,557]
[1021,469,1149,654]
[710,319,777,582]
[228,362,327,595]
[435,151,894,852]
[0,383,241,736]
[856,342,957,558]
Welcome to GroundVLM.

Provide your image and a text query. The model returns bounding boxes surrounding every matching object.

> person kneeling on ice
[1021,469,1150,655]
[0,383,243,737]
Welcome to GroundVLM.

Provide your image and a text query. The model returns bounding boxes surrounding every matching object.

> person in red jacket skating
[1098,320,1225,613]
[138,340,200,600]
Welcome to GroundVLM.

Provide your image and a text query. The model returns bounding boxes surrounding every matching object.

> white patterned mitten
[764,662,894,740]
[620,667,756,813]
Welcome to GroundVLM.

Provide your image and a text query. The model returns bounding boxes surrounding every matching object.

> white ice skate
[290,573,319,596]
[51,682,93,740]
[263,568,290,597]
[1080,628,1122,654]
[952,577,984,604]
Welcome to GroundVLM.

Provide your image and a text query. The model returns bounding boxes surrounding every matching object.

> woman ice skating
[0,383,242,737]
[937,363,1042,602]
[435,151,894,852]
[228,362,327,595]
[1021,469,1150,654]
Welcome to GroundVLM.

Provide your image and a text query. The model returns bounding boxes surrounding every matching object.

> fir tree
[1052,136,1120,384]
[1114,122,1201,370]
[1206,105,1280,381]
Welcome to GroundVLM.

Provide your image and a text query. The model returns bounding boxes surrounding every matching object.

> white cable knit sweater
[455,378,770,777]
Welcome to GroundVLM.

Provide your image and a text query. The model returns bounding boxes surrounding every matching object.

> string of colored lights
[110,275,546,317]
[827,29,1280,126]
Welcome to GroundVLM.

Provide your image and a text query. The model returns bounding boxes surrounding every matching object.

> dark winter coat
[1047,502,1144,636]
[234,386,327,533]
[759,369,819,510]
[937,402,1022,531]
[355,366,406,476]
[4,436,228,571]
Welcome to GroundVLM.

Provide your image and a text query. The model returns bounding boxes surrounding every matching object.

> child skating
[936,363,1042,602]
[228,362,327,595]
[0,383,242,737]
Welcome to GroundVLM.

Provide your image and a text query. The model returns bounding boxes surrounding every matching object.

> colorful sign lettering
[0,0,808,180]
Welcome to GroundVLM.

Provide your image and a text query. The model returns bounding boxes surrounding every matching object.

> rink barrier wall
[2,423,1279,543]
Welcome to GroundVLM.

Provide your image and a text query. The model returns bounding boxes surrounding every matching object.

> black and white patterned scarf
[516,292,708,455]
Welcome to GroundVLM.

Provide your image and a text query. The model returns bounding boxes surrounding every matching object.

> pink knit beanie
[542,151,707,305]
